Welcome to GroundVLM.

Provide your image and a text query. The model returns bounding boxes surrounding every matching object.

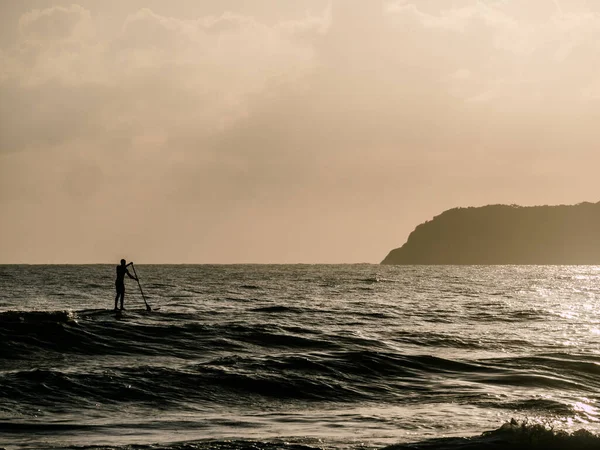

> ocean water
[2,264,600,450]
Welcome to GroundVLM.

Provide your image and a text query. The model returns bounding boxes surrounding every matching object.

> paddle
[130,263,151,312]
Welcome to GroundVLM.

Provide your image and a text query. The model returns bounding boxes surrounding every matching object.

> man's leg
[120,291,125,310]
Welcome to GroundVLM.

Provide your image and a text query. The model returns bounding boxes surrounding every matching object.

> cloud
[1,5,318,150]
[19,4,93,41]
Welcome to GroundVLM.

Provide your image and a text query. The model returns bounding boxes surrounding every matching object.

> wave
[359,277,397,284]
[0,438,323,450]
[5,422,600,450]
[384,420,600,450]
[4,309,600,426]
[3,306,547,358]
[4,349,598,409]
[0,352,457,408]
[0,309,343,359]
[0,310,77,324]
[4,311,600,384]
[251,305,304,314]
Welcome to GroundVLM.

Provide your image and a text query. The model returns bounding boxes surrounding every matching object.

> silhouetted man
[115,259,137,311]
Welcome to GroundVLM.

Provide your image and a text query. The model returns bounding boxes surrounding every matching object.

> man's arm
[126,269,138,281]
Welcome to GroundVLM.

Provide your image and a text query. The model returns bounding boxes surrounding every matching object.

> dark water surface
[1,265,600,449]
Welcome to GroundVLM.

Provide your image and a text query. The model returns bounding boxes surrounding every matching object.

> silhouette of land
[382,202,600,265]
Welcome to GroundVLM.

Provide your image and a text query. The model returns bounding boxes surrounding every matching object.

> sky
[1,0,600,264]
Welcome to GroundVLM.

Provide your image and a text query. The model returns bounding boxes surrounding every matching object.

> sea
[2,264,600,450]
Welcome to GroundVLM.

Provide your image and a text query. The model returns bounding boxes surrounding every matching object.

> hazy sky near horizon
[2,0,600,263]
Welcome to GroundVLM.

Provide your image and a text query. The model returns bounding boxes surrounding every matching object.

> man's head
[120,259,126,266]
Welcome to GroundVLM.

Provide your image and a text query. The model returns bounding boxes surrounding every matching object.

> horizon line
[0,262,378,266]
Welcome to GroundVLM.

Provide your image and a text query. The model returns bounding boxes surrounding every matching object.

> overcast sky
[2,0,600,263]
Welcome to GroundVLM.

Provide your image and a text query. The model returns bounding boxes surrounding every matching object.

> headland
[381,202,600,265]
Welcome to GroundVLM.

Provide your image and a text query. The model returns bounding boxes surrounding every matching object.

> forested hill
[381,202,600,265]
